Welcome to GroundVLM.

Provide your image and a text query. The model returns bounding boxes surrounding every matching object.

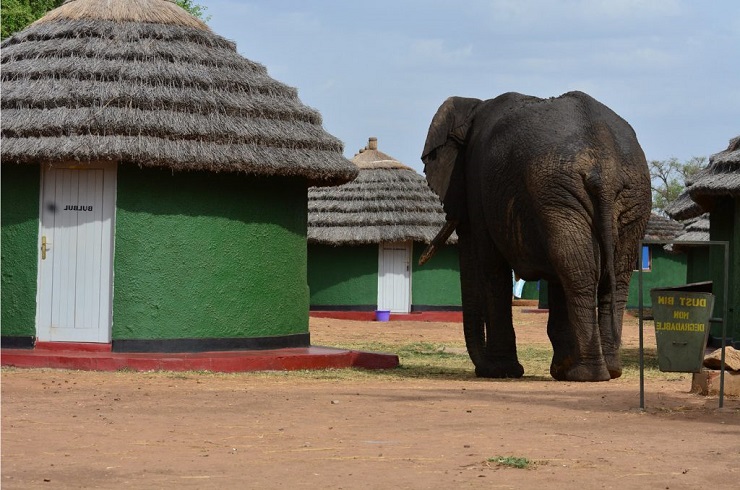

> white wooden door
[377,241,411,313]
[36,163,116,343]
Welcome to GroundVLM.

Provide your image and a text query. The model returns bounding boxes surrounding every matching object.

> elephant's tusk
[419,220,458,266]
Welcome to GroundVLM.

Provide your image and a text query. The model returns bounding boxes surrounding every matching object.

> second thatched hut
[307,138,461,313]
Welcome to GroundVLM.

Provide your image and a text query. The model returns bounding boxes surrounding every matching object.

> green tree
[1,0,209,40]
[1,0,64,40]
[649,156,705,215]
[174,0,210,22]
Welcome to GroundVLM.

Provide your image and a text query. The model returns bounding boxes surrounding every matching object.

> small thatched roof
[666,136,740,220]
[308,137,455,245]
[669,214,710,252]
[644,213,684,242]
[664,189,704,221]
[0,0,357,187]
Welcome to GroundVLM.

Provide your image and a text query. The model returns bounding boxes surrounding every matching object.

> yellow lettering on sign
[655,322,705,332]
[673,310,689,319]
[678,297,707,307]
[657,296,674,305]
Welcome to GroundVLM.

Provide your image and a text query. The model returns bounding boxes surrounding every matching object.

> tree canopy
[649,156,705,215]
[1,0,209,40]
[1,0,63,39]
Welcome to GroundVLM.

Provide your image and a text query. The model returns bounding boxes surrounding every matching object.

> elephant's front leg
[459,230,523,378]
[480,258,524,378]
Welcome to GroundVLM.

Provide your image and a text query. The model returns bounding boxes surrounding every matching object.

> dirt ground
[2,308,739,489]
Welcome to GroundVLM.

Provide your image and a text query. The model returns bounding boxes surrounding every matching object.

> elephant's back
[470,91,648,279]
[482,91,644,164]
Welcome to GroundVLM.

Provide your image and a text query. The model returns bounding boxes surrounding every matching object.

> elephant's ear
[421,96,480,200]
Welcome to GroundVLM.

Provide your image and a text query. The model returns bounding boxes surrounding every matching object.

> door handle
[41,236,49,260]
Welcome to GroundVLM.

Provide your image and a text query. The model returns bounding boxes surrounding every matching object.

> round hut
[671,214,710,286]
[1,0,358,352]
[666,136,740,347]
[307,137,460,313]
[626,213,686,308]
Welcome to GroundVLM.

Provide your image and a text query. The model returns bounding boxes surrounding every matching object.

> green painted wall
[520,281,540,300]
[708,198,739,341]
[628,246,687,308]
[685,247,711,284]
[307,243,464,309]
[411,244,461,307]
[308,244,378,308]
[1,165,40,337]
[113,167,309,340]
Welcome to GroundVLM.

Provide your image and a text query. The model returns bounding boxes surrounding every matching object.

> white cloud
[407,39,474,66]
[580,0,683,19]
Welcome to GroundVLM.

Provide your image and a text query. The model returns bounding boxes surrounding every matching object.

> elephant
[420,91,651,382]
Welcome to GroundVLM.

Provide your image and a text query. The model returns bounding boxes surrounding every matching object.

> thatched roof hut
[644,213,684,242]
[0,0,357,354]
[307,138,462,313]
[666,136,740,220]
[308,137,454,245]
[673,214,710,245]
[1,0,357,186]
[663,136,740,347]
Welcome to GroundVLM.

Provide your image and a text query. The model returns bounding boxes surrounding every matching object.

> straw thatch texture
[1,0,357,187]
[670,214,709,252]
[36,0,209,30]
[665,190,704,221]
[666,136,740,220]
[308,138,455,245]
[644,213,684,242]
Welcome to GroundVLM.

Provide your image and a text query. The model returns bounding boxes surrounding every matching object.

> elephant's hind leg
[544,220,611,382]
[546,281,576,380]
[546,281,609,381]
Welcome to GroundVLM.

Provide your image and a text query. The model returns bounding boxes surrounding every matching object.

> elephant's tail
[587,170,619,343]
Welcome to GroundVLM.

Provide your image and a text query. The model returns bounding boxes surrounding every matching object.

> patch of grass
[79,335,684,384]
[619,346,664,380]
[488,456,532,469]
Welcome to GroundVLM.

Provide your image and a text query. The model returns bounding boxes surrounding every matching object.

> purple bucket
[375,310,391,322]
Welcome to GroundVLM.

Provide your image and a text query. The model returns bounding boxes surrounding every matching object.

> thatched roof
[308,137,455,245]
[664,190,704,221]
[669,214,710,252]
[644,213,684,242]
[0,0,357,187]
[666,136,740,220]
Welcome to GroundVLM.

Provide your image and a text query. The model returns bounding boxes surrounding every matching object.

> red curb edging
[1,345,399,373]
[309,301,539,322]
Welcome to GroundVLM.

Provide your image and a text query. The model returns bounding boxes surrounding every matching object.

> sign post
[637,240,729,409]
[650,285,714,373]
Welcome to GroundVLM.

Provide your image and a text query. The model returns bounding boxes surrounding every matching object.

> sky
[205,0,739,174]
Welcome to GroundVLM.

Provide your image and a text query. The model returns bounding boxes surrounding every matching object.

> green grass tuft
[488,456,532,469]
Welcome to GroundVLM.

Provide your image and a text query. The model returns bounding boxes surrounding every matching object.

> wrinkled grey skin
[421,91,651,382]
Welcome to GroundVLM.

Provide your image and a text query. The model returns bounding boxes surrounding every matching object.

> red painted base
[309,301,539,322]
[1,344,399,373]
